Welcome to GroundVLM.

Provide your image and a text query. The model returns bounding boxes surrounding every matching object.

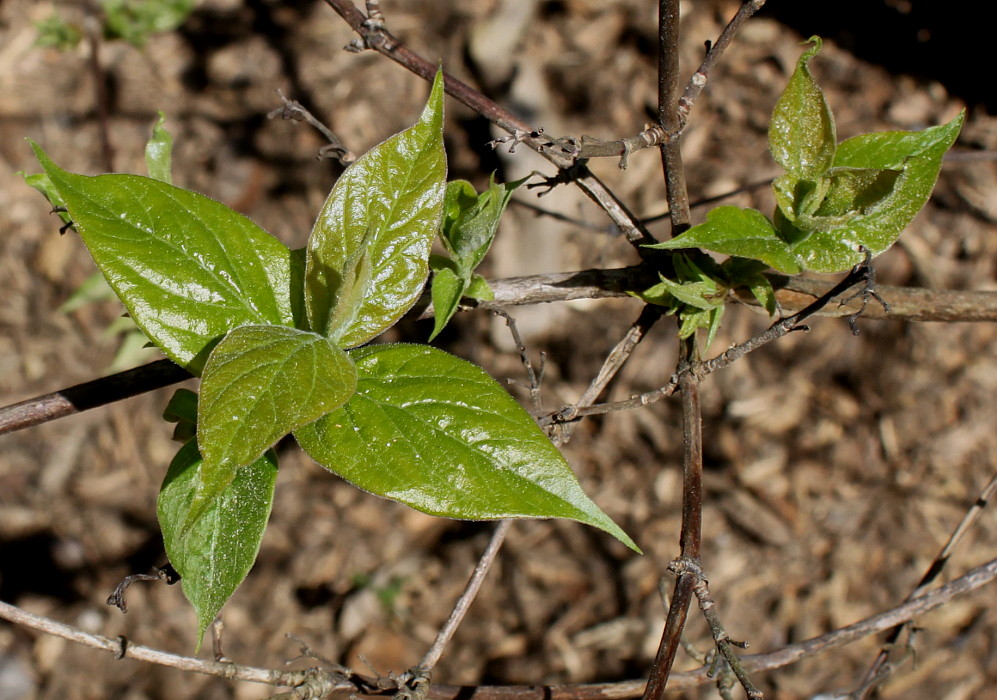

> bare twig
[320,0,657,248]
[676,1,767,128]
[642,344,702,700]
[418,520,512,673]
[657,0,691,237]
[2,557,995,698]
[0,599,354,694]
[494,311,545,414]
[543,259,870,427]
[268,89,356,164]
[558,305,663,444]
[0,358,191,436]
[670,557,762,699]
[853,470,997,698]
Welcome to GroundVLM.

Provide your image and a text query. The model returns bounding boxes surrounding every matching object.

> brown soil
[1,1,995,699]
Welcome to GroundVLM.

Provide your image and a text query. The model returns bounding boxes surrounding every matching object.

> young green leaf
[644,206,802,274]
[306,70,447,347]
[31,142,299,373]
[465,274,494,301]
[769,36,836,180]
[428,265,464,341]
[791,112,964,272]
[441,176,522,273]
[194,325,356,513]
[17,171,72,228]
[158,439,277,649]
[145,111,173,184]
[295,344,639,552]
[163,387,199,442]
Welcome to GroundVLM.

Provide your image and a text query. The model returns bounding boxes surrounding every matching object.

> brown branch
[320,0,656,248]
[557,305,663,444]
[0,359,191,436]
[676,1,767,128]
[3,553,995,699]
[3,268,993,437]
[855,470,997,697]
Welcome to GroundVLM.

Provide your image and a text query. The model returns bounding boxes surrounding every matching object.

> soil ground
[1,2,995,699]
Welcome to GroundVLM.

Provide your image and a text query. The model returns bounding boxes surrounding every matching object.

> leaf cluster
[28,72,636,645]
[641,37,962,346]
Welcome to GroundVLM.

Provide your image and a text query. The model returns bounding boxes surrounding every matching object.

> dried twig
[2,556,995,698]
[268,89,356,164]
[320,0,657,248]
[853,470,997,698]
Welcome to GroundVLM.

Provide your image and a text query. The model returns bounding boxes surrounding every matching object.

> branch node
[114,635,128,660]
[840,246,890,334]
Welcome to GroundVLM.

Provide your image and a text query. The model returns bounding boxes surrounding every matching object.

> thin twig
[670,557,762,699]
[0,599,354,694]
[2,557,995,698]
[853,470,997,698]
[558,305,663,444]
[320,0,657,248]
[0,358,191,436]
[642,345,702,700]
[493,311,545,414]
[657,0,691,237]
[418,520,512,673]
[268,89,356,164]
[542,260,870,427]
[676,1,767,128]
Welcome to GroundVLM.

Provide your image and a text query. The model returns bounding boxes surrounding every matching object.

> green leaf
[465,274,494,301]
[17,171,72,227]
[306,70,447,347]
[102,0,196,46]
[636,274,720,311]
[645,206,802,274]
[441,175,521,274]
[769,36,836,179]
[33,13,82,50]
[791,112,964,272]
[295,344,639,552]
[429,265,464,341]
[163,388,198,442]
[32,142,299,373]
[158,439,277,649]
[145,112,173,184]
[194,325,356,515]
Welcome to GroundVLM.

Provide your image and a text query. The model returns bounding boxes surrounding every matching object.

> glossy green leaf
[145,111,173,184]
[306,70,447,347]
[441,176,521,274]
[428,265,464,341]
[32,142,299,373]
[194,325,356,513]
[791,113,963,272]
[295,344,638,552]
[645,206,802,274]
[769,37,836,179]
[158,439,277,648]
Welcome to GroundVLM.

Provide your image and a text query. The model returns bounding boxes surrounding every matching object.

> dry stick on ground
[3,557,996,698]
[321,0,658,249]
[853,470,997,699]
